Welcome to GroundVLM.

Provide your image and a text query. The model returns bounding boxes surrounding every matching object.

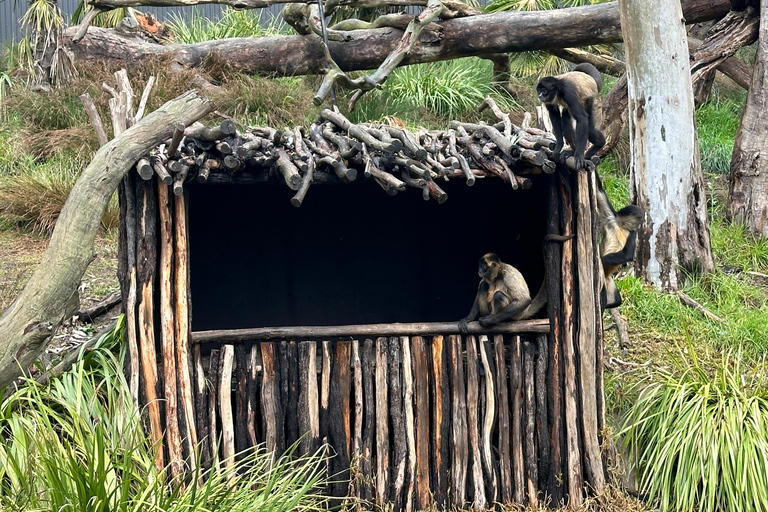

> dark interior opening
[188,176,549,331]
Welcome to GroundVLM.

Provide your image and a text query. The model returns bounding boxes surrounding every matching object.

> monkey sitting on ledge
[458,253,545,333]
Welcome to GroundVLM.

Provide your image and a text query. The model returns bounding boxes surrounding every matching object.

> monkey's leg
[570,111,590,170]
[585,121,606,160]
[604,276,622,308]
[546,104,566,161]
[479,295,531,328]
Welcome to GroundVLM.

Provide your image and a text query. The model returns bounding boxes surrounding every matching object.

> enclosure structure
[117,111,608,509]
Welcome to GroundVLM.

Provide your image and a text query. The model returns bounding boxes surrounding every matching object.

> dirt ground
[0,228,121,369]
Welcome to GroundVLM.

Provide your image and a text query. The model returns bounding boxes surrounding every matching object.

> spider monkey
[457,241,570,333]
[596,174,644,309]
[537,63,605,170]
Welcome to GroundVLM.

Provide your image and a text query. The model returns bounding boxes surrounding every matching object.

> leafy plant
[622,346,768,512]
[696,97,743,174]
[165,8,287,43]
[0,322,329,512]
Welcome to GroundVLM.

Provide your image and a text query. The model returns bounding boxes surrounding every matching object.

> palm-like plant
[484,0,617,78]
[21,0,77,87]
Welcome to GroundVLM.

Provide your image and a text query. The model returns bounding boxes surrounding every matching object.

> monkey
[595,174,644,309]
[537,62,606,171]
[457,245,572,333]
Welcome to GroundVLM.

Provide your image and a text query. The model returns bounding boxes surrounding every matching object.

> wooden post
[349,340,364,500]
[261,342,285,456]
[247,345,261,448]
[535,333,550,492]
[523,340,539,508]
[235,344,249,458]
[375,337,389,505]
[546,173,565,503]
[494,335,513,504]
[208,349,221,470]
[402,337,416,512]
[511,335,524,504]
[361,339,376,502]
[389,337,406,511]
[431,335,450,507]
[576,170,605,492]
[118,174,140,407]
[465,335,485,510]
[561,172,584,507]
[298,341,320,456]
[590,171,607,437]
[412,336,431,511]
[193,344,210,467]
[157,181,183,482]
[282,341,300,448]
[329,341,352,500]
[173,191,197,470]
[479,336,498,504]
[321,340,331,444]
[449,334,468,508]
[219,345,236,471]
[136,179,164,473]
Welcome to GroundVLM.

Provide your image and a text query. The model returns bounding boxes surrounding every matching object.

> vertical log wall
[118,168,606,509]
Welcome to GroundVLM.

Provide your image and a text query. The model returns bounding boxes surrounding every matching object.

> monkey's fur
[537,63,605,170]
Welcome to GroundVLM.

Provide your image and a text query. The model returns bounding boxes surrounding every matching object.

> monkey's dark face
[618,205,644,231]
[536,77,559,103]
[478,253,500,279]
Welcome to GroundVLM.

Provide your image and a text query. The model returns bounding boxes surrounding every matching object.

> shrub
[622,347,768,512]
[0,321,329,512]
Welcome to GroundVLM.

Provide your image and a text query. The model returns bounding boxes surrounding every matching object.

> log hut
[118,99,608,509]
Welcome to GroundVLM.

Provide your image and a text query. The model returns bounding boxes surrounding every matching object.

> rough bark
[620,0,714,290]
[728,1,768,237]
[0,91,215,391]
[63,0,729,76]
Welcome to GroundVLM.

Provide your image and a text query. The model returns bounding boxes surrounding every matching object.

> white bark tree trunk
[619,0,714,291]
[728,2,768,237]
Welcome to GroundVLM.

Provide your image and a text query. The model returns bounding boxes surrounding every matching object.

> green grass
[166,7,288,43]
[0,319,329,512]
[710,217,768,273]
[622,347,768,512]
[696,96,743,174]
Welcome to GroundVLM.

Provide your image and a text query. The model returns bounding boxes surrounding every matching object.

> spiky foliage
[0,320,329,512]
[622,346,768,512]
[21,0,77,87]
[165,8,287,43]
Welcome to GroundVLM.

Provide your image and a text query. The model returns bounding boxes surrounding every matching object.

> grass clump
[696,97,743,174]
[622,347,768,512]
[0,321,329,512]
[166,7,287,43]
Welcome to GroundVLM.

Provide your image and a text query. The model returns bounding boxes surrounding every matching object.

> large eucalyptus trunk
[618,0,714,290]
[728,2,768,237]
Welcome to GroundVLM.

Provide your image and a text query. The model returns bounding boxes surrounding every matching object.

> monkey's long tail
[516,233,575,320]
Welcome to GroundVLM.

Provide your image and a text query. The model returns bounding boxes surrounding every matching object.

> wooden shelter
[118,105,608,509]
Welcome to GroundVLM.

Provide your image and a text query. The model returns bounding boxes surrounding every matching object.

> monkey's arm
[478,292,531,328]
[459,284,485,333]
[602,230,637,266]
[546,104,565,158]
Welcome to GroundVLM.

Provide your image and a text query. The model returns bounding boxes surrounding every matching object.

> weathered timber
[535,333,550,492]
[74,289,121,322]
[208,349,220,470]
[191,319,550,343]
[248,345,261,449]
[157,182,183,482]
[218,344,236,470]
[298,341,320,456]
[281,341,300,447]
[431,335,450,507]
[494,335,512,504]
[194,344,210,466]
[174,191,198,468]
[65,0,729,76]
[523,341,538,507]
[389,337,407,511]
[375,338,389,504]
[449,334,468,508]
[560,172,583,506]
[80,92,109,147]
[589,172,607,438]
[136,180,164,473]
[361,339,376,502]
[234,344,249,458]
[511,335,524,504]
[478,336,498,504]
[261,342,285,455]
[329,341,352,500]
[412,336,431,510]
[349,340,364,499]
[576,171,604,492]
[465,335,485,510]
[401,337,417,512]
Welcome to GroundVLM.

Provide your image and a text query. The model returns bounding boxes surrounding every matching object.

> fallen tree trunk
[0,91,215,391]
[64,0,730,75]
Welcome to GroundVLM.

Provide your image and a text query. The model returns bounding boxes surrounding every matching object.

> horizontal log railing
[190,319,550,343]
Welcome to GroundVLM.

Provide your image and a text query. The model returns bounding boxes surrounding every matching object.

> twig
[134,75,156,122]
[609,308,630,354]
[676,291,724,322]
[607,357,651,369]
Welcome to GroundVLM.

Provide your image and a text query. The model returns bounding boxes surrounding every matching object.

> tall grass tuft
[166,8,287,43]
[622,346,768,512]
[696,97,743,174]
[0,323,329,512]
